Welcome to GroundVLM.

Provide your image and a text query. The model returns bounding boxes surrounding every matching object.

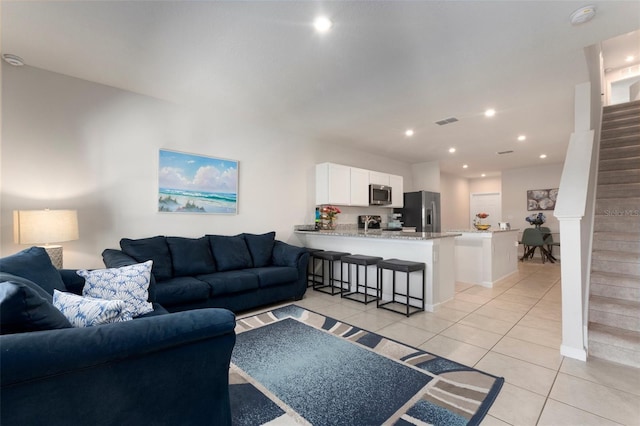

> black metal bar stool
[377,258,425,317]
[313,250,350,295]
[341,254,383,304]
[306,248,324,287]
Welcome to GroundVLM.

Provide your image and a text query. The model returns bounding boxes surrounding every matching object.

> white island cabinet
[295,229,458,311]
[447,229,520,287]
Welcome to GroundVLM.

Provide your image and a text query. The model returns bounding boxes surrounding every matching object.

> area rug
[230,304,503,426]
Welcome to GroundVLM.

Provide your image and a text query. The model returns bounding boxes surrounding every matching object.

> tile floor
[243,259,640,425]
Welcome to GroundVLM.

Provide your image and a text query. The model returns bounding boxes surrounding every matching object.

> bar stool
[313,250,350,295]
[377,259,425,317]
[341,254,383,304]
[306,248,324,287]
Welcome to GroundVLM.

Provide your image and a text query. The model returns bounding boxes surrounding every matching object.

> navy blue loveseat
[102,232,309,313]
[0,247,236,426]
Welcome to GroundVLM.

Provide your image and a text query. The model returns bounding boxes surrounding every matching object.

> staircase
[588,99,640,368]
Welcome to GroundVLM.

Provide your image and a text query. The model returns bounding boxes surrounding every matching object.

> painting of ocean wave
[158,150,238,214]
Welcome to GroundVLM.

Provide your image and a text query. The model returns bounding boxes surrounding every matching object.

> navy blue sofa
[102,232,309,313]
[0,247,236,426]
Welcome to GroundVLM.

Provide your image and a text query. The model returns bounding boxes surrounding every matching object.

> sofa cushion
[120,236,173,281]
[197,271,259,296]
[167,237,216,276]
[245,266,298,288]
[208,235,253,272]
[242,232,276,267]
[0,281,72,334]
[77,261,154,318]
[155,276,211,306]
[0,272,53,301]
[53,290,129,327]
[0,246,66,295]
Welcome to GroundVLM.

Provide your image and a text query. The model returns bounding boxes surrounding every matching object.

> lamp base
[41,245,63,269]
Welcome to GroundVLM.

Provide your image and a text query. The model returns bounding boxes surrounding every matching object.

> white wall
[502,163,564,237]
[1,65,411,268]
[469,176,501,194]
[410,161,440,192]
[440,173,469,230]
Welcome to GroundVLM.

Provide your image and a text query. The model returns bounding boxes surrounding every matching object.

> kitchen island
[294,228,459,311]
[446,229,520,287]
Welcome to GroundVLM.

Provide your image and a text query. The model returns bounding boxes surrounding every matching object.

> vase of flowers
[473,212,491,230]
[526,212,546,229]
[320,205,341,230]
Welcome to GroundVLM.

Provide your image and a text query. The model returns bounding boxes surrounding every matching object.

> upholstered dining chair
[520,228,549,263]
[539,226,560,260]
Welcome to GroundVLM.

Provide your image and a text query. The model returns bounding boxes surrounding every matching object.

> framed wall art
[158,149,238,214]
[527,188,558,211]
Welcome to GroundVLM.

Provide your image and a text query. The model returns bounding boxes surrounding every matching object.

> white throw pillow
[77,261,154,318]
[53,290,128,328]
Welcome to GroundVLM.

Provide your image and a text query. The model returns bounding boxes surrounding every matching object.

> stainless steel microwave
[369,184,392,205]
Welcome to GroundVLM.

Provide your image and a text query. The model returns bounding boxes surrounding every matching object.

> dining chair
[539,226,560,260]
[520,228,549,263]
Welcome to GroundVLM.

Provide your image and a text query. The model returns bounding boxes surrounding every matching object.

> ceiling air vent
[497,150,514,155]
[435,117,459,126]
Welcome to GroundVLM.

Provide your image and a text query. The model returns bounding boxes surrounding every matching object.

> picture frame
[158,149,238,214]
[527,188,558,211]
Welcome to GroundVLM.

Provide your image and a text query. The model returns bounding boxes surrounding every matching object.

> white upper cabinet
[389,174,404,207]
[316,163,350,206]
[369,171,390,186]
[350,167,370,206]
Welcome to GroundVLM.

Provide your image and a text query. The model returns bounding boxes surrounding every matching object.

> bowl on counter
[474,224,491,231]
[401,227,416,232]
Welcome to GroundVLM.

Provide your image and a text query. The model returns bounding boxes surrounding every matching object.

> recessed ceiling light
[540,154,547,159]
[626,55,635,63]
[314,16,333,32]
[462,164,469,169]
[448,147,456,153]
[484,109,496,118]
[517,135,526,141]
[481,173,486,177]
[2,53,24,66]
[405,129,414,137]
[570,5,596,25]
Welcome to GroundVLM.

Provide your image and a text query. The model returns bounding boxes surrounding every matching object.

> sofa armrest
[102,248,157,303]
[1,308,236,425]
[272,240,307,268]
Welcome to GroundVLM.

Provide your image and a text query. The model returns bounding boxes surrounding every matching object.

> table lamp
[13,209,79,268]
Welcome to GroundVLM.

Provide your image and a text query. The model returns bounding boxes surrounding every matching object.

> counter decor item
[320,205,341,230]
[473,212,491,230]
[526,212,546,229]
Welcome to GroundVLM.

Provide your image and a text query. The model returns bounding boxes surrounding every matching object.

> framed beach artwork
[158,149,238,214]
[527,188,558,211]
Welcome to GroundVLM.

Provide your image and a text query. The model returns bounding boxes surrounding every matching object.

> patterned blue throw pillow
[77,261,154,318]
[53,290,128,327]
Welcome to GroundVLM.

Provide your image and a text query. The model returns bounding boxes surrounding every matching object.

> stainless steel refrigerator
[397,191,441,233]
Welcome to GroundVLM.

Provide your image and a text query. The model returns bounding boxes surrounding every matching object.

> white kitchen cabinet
[369,171,390,186]
[350,167,370,206]
[389,174,404,207]
[316,163,351,206]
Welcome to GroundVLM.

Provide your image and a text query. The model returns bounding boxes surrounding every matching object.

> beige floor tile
[550,373,640,425]
[418,335,488,367]
[340,310,398,331]
[488,382,546,426]
[525,304,562,322]
[484,298,533,314]
[440,323,503,349]
[492,336,563,370]
[538,399,623,426]
[455,282,475,292]
[506,324,562,349]
[430,306,470,322]
[462,286,508,298]
[376,322,435,348]
[454,291,493,305]
[317,303,366,321]
[475,352,557,396]
[440,298,483,313]
[458,312,517,335]
[497,291,542,307]
[560,357,640,397]
[474,305,527,323]
[517,314,561,334]
[295,295,335,311]
[400,312,455,334]
[479,415,511,425]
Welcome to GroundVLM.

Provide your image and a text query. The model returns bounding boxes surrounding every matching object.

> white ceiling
[2,1,639,178]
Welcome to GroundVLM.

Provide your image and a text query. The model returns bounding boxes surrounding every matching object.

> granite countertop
[294,227,460,241]
[446,228,520,233]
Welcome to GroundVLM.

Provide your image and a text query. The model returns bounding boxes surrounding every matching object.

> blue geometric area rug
[230,304,503,426]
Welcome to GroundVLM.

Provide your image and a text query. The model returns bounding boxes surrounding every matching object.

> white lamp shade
[13,210,79,244]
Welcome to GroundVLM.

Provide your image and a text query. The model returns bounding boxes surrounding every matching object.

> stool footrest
[378,301,423,317]
[342,291,378,304]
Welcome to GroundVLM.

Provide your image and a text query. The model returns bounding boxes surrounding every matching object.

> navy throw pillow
[0,247,66,295]
[242,232,276,267]
[208,235,253,272]
[167,237,216,276]
[0,281,72,334]
[120,236,173,281]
